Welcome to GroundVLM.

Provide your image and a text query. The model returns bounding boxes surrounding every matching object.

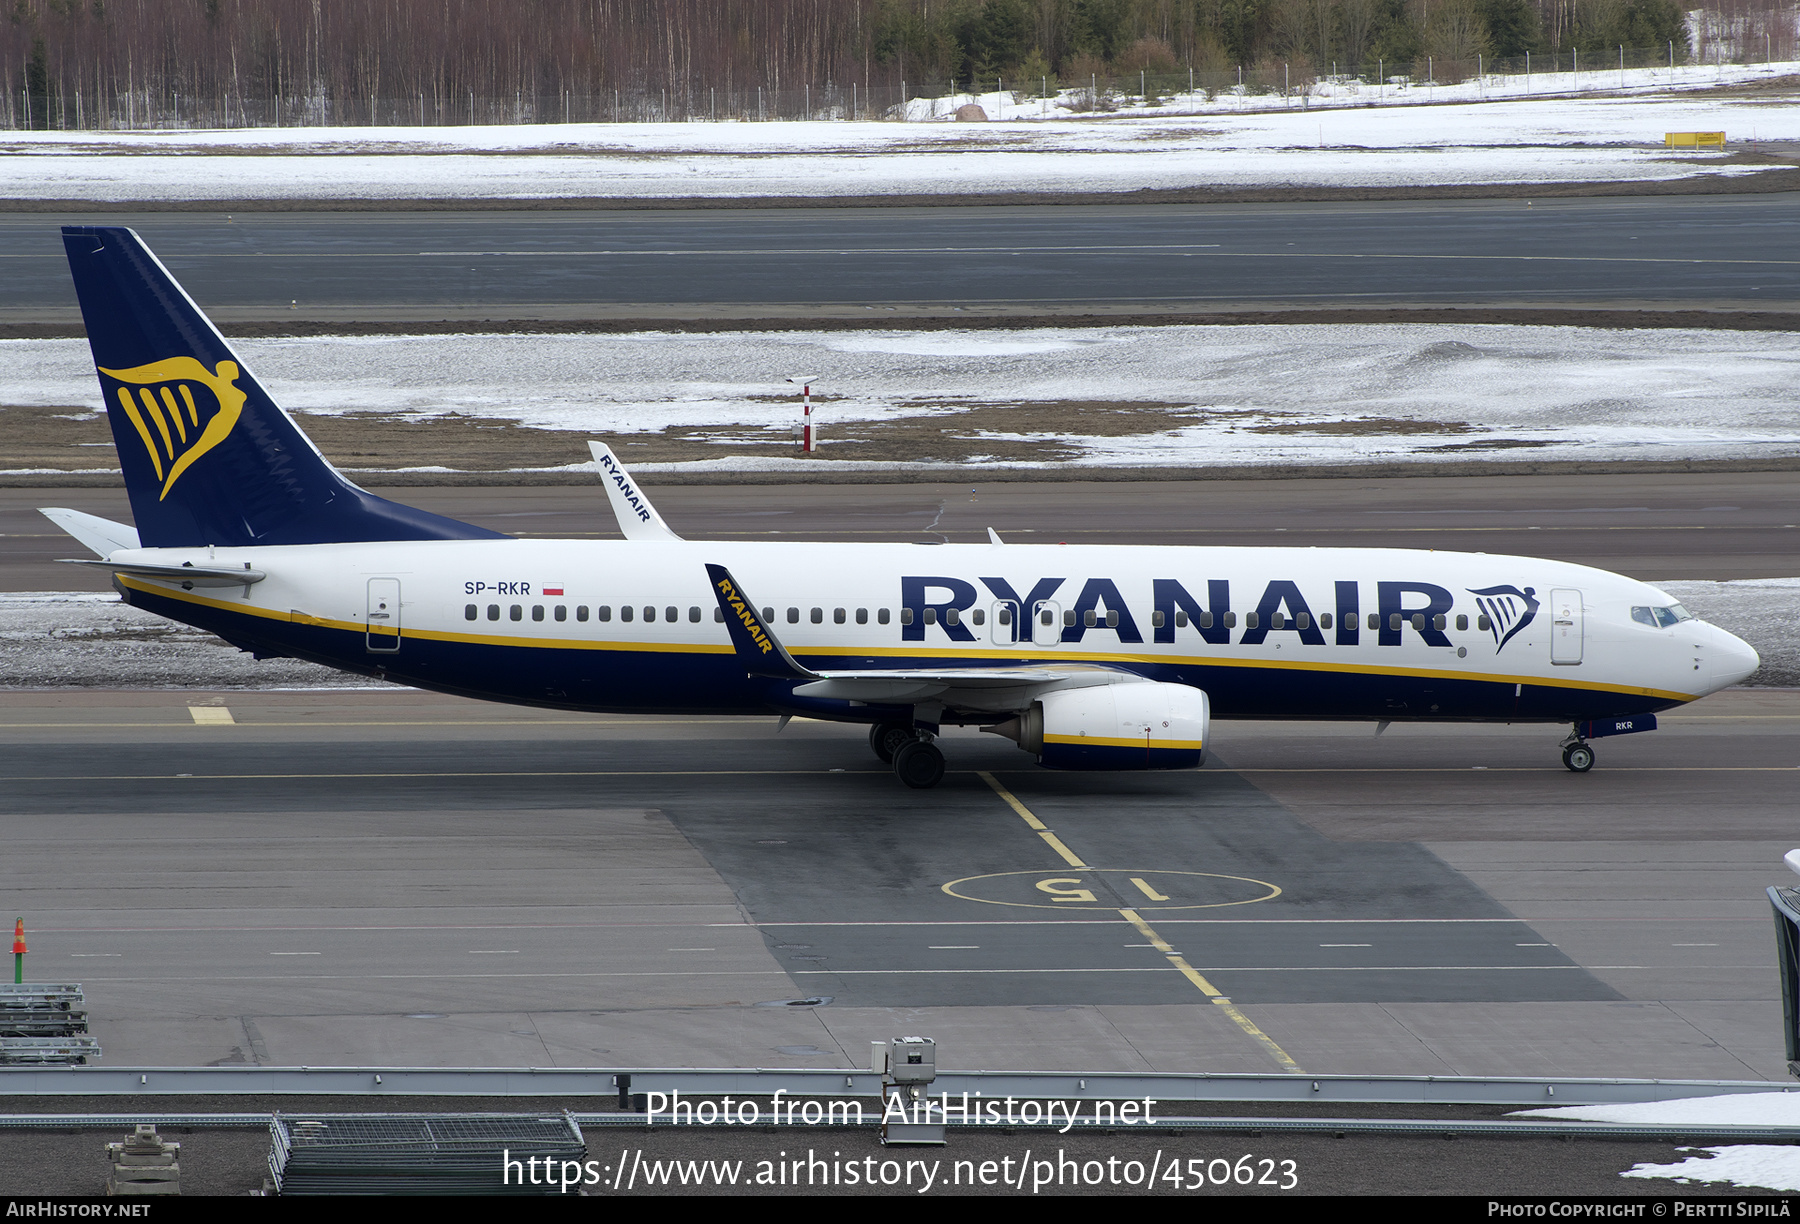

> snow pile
[1516,1093,1800,1191]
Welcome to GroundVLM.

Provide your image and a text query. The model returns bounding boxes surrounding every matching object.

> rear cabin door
[366,578,401,652]
[1550,587,1583,665]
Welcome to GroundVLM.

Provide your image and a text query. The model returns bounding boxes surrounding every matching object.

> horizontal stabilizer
[704,563,815,681]
[62,558,264,588]
[591,442,681,542]
[38,508,140,558]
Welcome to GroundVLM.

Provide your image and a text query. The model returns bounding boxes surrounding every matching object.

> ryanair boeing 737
[41,226,1761,788]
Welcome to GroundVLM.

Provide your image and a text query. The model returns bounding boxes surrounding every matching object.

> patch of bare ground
[3,399,1232,474]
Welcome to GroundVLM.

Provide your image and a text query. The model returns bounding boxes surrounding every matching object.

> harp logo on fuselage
[99,357,247,501]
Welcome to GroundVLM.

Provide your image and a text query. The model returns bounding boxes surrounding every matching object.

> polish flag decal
[543,585,565,596]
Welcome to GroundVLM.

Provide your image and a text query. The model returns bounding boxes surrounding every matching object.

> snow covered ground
[9,324,1800,474]
[1517,1093,1800,1191]
[1,79,1794,200]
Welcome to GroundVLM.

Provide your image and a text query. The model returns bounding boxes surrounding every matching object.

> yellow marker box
[1665,131,1726,148]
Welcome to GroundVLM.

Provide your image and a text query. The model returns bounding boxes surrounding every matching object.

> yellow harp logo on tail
[98,358,247,501]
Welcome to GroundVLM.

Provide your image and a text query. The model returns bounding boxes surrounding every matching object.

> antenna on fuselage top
[588,441,682,542]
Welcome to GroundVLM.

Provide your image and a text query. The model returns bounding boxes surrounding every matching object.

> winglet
[704,563,816,681]
[590,441,681,542]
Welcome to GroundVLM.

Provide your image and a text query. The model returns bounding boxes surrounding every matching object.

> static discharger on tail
[41,226,1761,789]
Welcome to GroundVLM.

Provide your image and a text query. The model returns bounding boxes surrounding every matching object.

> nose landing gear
[1560,738,1595,773]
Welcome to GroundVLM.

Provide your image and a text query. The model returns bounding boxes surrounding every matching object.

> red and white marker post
[788,377,820,454]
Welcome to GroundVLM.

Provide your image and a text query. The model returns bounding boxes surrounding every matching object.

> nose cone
[1710,623,1761,690]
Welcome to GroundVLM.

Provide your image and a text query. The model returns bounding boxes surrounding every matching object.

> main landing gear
[869,720,945,789]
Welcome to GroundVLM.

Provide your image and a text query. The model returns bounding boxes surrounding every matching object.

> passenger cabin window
[1320,612,1332,629]
[1268,612,1283,629]
[880,609,891,625]
[620,606,634,622]
[834,608,846,624]
[577,606,590,622]
[1389,614,1401,632]
[1477,614,1490,631]
[689,607,701,623]
[1368,613,1380,631]
[1152,611,1166,629]
[1223,612,1237,629]
[763,608,774,622]
[900,608,914,625]
[532,605,545,622]
[598,606,612,622]
[555,606,567,622]
[1062,610,1075,627]
[944,608,959,626]
[787,608,799,624]
[643,606,655,623]
[1083,610,1096,628]
[666,606,678,623]
[923,608,938,625]
[713,608,724,623]
[510,605,522,621]
[465,605,478,621]
[856,608,868,624]
[1174,611,1188,628]
[487,604,500,621]
[1432,614,1446,631]
[811,607,823,624]
[1296,612,1310,630]
[1040,609,1054,626]
[1455,614,1467,631]
[972,609,984,626]
[1245,612,1260,630]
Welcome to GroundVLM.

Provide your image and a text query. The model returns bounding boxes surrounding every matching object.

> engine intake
[986,682,1209,771]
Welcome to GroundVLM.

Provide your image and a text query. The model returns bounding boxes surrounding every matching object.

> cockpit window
[1632,604,1694,629]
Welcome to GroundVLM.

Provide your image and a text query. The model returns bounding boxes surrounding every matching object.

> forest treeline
[4,0,1793,127]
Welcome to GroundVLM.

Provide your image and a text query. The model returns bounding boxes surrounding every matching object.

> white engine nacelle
[988,682,1210,771]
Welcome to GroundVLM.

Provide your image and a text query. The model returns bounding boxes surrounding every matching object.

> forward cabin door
[367,578,401,652]
[1550,588,1583,665]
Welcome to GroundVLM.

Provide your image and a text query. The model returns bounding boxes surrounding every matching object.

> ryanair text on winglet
[598,452,655,524]
[716,575,776,655]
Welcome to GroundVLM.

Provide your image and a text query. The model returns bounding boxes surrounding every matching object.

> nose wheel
[1561,741,1595,773]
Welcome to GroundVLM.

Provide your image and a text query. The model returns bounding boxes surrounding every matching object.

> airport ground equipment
[268,1112,585,1195]
[0,983,98,1064]
[877,1036,944,1145]
[105,1124,180,1196]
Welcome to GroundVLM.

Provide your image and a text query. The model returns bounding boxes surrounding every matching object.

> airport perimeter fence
[4,45,1795,132]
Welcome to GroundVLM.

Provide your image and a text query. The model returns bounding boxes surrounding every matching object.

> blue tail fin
[62,226,506,548]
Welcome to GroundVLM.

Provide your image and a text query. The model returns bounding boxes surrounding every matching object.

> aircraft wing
[704,562,1141,708]
[794,664,1141,708]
